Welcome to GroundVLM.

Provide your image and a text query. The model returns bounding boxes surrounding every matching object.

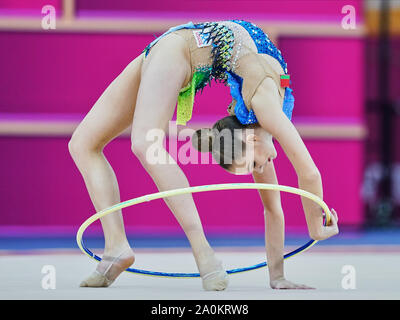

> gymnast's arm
[251,77,339,241]
[252,161,285,284]
[253,162,315,289]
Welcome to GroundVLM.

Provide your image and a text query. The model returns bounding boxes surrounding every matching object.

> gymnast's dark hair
[192,115,249,170]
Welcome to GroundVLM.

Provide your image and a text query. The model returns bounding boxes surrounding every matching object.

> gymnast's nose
[268,148,277,162]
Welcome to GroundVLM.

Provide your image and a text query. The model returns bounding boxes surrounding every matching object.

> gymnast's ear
[245,133,257,145]
[192,128,214,153]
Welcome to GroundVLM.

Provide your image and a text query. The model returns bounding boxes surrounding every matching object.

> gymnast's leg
[68,54,144,287]
[131,35,228,291]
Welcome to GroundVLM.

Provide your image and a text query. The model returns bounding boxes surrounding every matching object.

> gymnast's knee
[131,134,154,161]
[68,133,102,161]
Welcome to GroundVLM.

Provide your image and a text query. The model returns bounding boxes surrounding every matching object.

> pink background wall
[0,33,365,119]
[76,0,364,21]
[0,0,362,19]
[0,0,62,16]
[0,137,363,233]
[0,0,365,233]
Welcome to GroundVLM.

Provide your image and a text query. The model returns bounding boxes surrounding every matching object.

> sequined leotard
[142,20,294,126]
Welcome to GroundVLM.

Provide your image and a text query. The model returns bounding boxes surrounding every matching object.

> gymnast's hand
[270,277,314,290]
[323,208,339,239]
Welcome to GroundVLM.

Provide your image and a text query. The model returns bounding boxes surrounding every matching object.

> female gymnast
[68,20,339,290]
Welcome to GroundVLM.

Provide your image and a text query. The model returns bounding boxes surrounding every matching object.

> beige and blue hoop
[76,183,331,278]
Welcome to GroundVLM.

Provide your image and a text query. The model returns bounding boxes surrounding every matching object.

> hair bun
[192,128,215,153]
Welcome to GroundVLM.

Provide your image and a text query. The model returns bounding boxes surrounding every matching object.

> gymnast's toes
[80,249,135,288]
[79,271,114,288]
[202,270,229,291]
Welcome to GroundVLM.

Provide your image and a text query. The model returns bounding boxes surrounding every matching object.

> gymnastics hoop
[76,183,331,278]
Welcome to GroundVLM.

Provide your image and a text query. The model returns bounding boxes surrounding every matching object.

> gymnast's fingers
[331,208,338,223]
[328,208,338,226]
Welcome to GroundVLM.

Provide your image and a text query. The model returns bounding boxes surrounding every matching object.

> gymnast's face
[228,127,277,175]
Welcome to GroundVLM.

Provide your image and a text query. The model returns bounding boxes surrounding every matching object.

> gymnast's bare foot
[80,245,135,288]
[195,247,229,291]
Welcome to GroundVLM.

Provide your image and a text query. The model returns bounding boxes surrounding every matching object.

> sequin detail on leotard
[142,20,293,125]
[230,20,288,74]
[177,66,212,125]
